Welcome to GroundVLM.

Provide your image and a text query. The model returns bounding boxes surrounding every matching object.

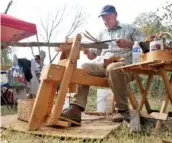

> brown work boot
[112,110,130,123]
[61,104,82,125]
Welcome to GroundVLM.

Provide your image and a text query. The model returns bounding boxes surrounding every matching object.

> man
[34,55,44,81]
[61,5,145,124]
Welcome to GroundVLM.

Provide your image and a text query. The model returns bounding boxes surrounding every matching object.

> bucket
[63,93,70,110]
[96,89,114,114]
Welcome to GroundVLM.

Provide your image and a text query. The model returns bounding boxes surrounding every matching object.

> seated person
[59,5,145,124]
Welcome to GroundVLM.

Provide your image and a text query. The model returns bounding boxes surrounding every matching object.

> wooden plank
[162,140,172,143]
[129,67,158,72]
[150,112,168,120]
[138,74,153,111]
[68,83,76,93]
[58,59,67,66]
[45,115,71,127]
[163,64,172,71]
[149,61,171,67]
[45,83,58,116]
[40,64,53,80]
[134,74,152,113]
[116,61,170,72]
[59,116,81,126]
[2,115,121,140]
[71,69,109,87]
[44,54,66,118]
[51,34,82,123]
[2,41,109,49]
[116,61,157,70]
[28,81,56,130]
[127,89,138,110]
[40,65,64,81]
[140,112,168,120]
[160,69,172,103]
[84,112,108,116]
[155,74,171,129]
[41,65,109,87]
[54,120,71,127]
[155,96,169,129]
[82,114,106,121]
[0,65,11,71]
[123,68,158,75]
[114,62,162,74]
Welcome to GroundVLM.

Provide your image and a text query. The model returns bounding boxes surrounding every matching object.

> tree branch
[65,8,86,38]
[2,41,108,49]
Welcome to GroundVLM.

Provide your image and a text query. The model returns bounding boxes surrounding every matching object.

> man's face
[35,58,40,64]
[102,12,117,30]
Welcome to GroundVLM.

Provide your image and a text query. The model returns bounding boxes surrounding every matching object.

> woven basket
[17,99,35,122]
[141,49,172,62]
[141,32,172,62]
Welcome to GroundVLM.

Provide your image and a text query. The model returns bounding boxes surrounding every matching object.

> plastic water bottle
[132,41,141,64]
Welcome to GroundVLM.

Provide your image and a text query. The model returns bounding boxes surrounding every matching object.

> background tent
[1,13,37,43]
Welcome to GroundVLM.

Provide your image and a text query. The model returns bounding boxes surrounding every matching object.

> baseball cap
[98,5,116,17]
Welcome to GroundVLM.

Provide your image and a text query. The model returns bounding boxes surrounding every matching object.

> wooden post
[127,89,138,110]
[160,69,172,103]
[51,34,81,123]
[28,80,57,130]
[137,74,153,111]
[155,95,169,129]
[155,71,172,129]
[45,83,58,115]
[135,74,152,113]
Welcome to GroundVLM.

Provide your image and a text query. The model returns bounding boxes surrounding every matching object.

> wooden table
[116,60,172,129]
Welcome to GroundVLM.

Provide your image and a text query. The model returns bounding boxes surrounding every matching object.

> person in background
[28,59,40,98]
[34,55,44,81]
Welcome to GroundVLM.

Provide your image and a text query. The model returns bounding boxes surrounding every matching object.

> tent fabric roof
[1,13,37,42]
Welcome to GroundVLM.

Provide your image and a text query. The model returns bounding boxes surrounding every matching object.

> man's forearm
[116,39,134,49]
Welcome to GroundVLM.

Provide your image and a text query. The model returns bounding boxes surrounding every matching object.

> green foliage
[0,105,17,116]
[1,48,12,65]
[133,1,172,97]
[158,1,172,31]
[85,87,97,112]
[130,73,172,97]
[134,1,172,36]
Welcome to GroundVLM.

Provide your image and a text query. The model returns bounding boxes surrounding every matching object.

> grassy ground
[1,87,172,143]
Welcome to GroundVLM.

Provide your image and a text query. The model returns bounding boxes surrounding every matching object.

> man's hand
[116,39,134,49]
[104,56,124,67]
[82,48,97,60]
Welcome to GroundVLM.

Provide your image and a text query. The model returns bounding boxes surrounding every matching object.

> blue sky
[1,0,168,64]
